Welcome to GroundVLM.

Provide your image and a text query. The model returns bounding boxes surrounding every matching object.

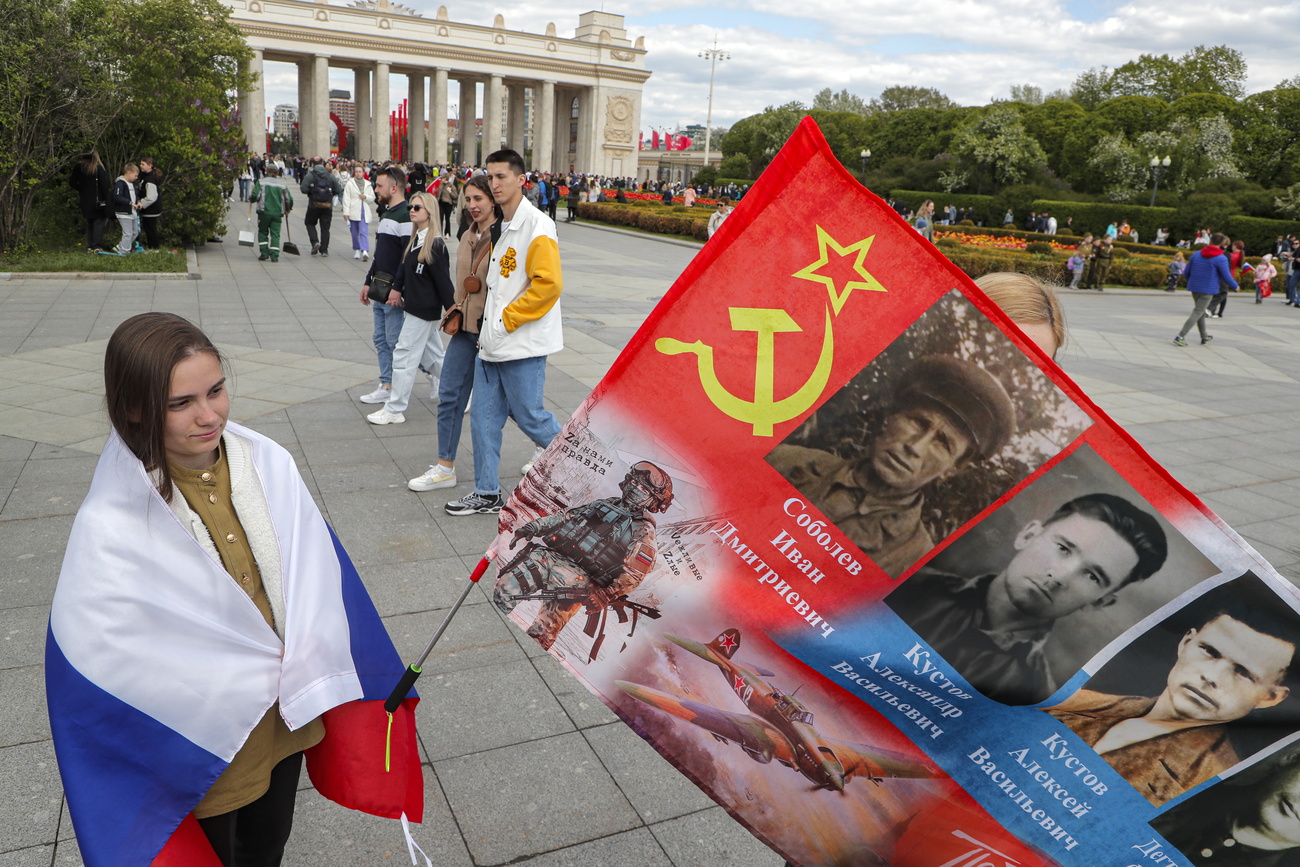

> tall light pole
[698,38,730,172]
[860,148,871,175]
[1149,155,1171,207]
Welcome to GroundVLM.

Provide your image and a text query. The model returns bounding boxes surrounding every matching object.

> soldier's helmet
[621,461,674,513]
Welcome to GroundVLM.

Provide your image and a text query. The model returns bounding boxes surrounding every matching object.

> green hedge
[933,224,1176,257]
[1225,215,1300,255]
[1029,200,1177,246]
[576,202,709,241]
[890,191,999,227]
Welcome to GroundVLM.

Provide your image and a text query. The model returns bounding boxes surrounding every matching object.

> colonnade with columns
[240,50,606,173]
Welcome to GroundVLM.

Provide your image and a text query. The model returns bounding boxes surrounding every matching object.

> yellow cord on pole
[385,711,394,773]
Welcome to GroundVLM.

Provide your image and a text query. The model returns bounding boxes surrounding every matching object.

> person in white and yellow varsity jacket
[445,148,565,516]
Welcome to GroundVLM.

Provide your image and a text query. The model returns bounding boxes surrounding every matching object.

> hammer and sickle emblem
[655,307,835,437]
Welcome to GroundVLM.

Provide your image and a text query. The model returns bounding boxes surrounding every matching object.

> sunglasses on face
[409,205,425,212]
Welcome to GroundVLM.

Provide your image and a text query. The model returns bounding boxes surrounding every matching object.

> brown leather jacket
[1046,689,1239,807]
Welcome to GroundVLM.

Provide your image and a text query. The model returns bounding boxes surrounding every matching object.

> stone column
[296,56,313,156]
[536,80,555,173]
[312,54,330,158]
[354,67,371,161]
[431,68,448,164]
[575,86,595,174]
[458,78,477,164]
[408,73,426,163]
[507,83,526,156]
[373,61,391,160]
[485,75,504,157]
[239,49,266,156]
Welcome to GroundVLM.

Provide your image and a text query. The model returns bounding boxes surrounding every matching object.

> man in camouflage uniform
[494,461,673,650]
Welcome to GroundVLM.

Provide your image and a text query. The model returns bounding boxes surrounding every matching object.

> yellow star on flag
[792,226,885,315]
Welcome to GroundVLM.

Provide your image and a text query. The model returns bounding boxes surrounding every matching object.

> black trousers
[439,201,453,236]
[85,216,106,250]
[197,752,303,867]
[304,207,332,252]
[1210,290,1228,317]
[141,215,161,249]
[546,200,558,221]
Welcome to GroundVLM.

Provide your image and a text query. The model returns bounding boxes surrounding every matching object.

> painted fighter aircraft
[616,628,940,792]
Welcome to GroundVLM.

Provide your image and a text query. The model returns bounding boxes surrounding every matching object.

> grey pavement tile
[333,519,456,566]
[1234,519,1300,561]
[436,732,640,865]
[310,459,410,496]
[0,483,88,522]
[416,659,574,761]
[584,721,717,824]
[1,606,51,671]
[649,807,786,867]
[281,767,472,867]
[434,510,501,558]
[0,437,34,462]
[513,828,671,866]
[362,556,484,618]
[533,653,620,729]
[385,602,525,677]
[1199,488,1300,527]
[0,845,54,867]
[0,741,61,854]
[0,666,50,748]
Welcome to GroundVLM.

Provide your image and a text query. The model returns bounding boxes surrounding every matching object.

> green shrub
[719,154,751,179]
[958,219,975,226]
[577,202,708,241]
[1225,215,1300,255]
[1112,246,1132,258]
[1025,241,1054,255]
[935,237,960,248]
[1107,260,1165,287]
[890,190,998,227]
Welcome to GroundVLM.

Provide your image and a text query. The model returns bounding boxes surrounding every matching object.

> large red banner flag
[486,117,1300,866]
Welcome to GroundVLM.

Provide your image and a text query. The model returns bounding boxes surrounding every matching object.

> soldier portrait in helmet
[493,461,674,656]
[767,289,1091,579]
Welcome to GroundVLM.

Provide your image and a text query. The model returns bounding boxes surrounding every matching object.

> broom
[281,213,301,256]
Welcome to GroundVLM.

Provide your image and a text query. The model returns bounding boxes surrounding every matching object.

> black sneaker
[1201,335,1214,345]
[258,254,270,261]
[445,492,503,516]
[311,243,320,255]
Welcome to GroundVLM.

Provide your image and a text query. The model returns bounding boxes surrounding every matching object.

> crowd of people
[69,151,164,256]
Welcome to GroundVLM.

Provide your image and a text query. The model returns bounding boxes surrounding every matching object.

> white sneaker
[408,464,456,491]
[522,445,545,474]
[362,251,370,262]
[426,371,441,400]
[359,385,391,404]
[354,250,361,259]
[367,408,406,425]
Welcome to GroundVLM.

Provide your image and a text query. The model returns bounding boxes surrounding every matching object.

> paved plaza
[3,218,1300,867]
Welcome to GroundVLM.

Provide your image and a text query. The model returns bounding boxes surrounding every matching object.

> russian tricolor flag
[47,423,421,867]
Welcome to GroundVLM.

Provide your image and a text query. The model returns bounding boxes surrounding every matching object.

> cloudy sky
[259,0,1300,133]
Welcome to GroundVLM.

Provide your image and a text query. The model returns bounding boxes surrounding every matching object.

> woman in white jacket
[342,165,375,261]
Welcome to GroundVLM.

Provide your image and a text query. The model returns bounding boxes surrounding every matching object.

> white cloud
[252,0,1300,150]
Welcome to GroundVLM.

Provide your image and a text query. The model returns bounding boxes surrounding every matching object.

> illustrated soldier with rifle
[493,461,674,655]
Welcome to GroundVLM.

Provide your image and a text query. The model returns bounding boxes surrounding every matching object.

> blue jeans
[1288,271,1300,304]
[470,355,561,495]
[438,330,478,462]
[371,302,405,385]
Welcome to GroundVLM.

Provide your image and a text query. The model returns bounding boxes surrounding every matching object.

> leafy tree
[1081,45,1247,104]
[870,85,955,112]
[97,0,253,246]
[811,88,870,116]
[1235,88,1300,188]
[1168,192,1239,239]
[871,107,971,161]
[1008,84,1045,106]
[1275,185,1300,221]
[1093,95,1170,138]
[1085,133,1147,202]
[1022,100,1088,176]
[718,102,806,176]
[0,0,122,250]
[718,153,750,179]
[950,105,1047,192]
[1134,115,1238,194]
[1276,76,1300,91]
[1167,92,1238,121]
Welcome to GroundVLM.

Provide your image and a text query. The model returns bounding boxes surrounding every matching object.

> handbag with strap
[367,270,395,304]
[440,305,463,335]
[461,236,493,295]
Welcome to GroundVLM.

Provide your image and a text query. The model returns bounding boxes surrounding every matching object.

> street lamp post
[698,38,730,172]
[1149,155,1170,207]
[859,148,871,175]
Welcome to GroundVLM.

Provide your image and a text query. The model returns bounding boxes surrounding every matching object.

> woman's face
[410,198,430,227]
[465,186,493,226]
[164,352,228,469]
[353,166,365,179]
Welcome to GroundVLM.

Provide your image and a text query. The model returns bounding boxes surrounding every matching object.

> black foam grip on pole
[384,664,422,714]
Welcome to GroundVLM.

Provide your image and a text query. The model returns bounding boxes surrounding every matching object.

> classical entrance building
[226,0,651,176]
